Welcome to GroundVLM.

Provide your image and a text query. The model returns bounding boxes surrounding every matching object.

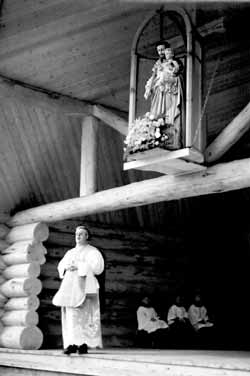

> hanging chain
[192,55,221,146]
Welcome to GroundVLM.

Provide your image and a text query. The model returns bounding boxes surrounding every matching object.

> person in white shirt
[53,225,104,355]
[188,293,214,348]
[136,296,168,347]
[188,294,214,331]
[167,295,192,347]
[168,295,188,326]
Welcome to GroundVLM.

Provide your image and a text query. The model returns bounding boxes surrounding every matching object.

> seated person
[188,293,214,331]
[168,295,188,326]
[136,296,168,348]
[167,295,192,347]
[188,293,214,348]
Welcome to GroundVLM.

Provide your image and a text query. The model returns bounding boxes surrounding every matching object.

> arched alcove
[124,6,206,175]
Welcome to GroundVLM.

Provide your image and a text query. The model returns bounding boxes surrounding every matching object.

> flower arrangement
[124,112,175,160]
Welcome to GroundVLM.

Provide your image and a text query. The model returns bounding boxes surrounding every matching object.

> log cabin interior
[1,1,250,375]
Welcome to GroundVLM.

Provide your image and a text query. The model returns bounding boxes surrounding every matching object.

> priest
[53,225,104,355]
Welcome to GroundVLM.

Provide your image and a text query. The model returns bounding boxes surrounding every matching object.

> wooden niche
[124,6,206,175]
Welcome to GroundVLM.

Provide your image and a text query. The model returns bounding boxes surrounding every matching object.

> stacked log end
[0,219,48,350]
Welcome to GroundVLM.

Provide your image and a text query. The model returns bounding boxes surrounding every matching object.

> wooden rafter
[205,102,250,163]
[92,105,127,136]
[0,76,127,135]
[0,76,92,116]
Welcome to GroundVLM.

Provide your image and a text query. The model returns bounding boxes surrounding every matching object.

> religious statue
[52,225,104,355]
[124,41,184,158]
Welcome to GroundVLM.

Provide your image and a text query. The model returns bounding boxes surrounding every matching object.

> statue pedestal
[123,147,206,176]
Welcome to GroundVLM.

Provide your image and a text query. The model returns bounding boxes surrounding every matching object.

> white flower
[155,130,161,138]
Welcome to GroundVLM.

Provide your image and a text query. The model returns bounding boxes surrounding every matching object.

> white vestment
[167,304,188,325]
[53,244,104,348]
[188,304,214,331]
[137,306,168,333]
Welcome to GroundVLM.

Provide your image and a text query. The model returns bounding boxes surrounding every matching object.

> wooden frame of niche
[124,5,206,175]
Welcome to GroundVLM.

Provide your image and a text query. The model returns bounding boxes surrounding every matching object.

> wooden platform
[0,348,250,376]
[124,147,207,175]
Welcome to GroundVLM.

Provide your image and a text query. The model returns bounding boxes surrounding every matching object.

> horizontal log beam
[0,326,43,349]
[8,158,250,226]
[1,278,42,298]
[6,223,49,243]
[5,296,40,311]
[205,102,250,163]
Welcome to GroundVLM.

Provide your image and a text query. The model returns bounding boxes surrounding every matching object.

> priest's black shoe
[63,345,78,355]
[78,344,88,354]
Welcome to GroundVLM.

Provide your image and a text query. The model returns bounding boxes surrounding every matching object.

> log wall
[39,220,188,348]
[0,216,48,349]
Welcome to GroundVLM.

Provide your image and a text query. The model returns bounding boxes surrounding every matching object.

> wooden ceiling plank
[0,11,139,92]
[2,0,64,20]
[0,104,32,207]
[101,127,123,203]
[97,126,125,225]
[34,107,70,201]
[63,115,81,181]
[0,2,139,63]
[39,41,132,90]
[47,112,80,199]
[8,101,45,202]
[8,157,250,226]
[29,106,64,203]
[0,0,110,44]
[12,102,47,204]
[0,43,131,95]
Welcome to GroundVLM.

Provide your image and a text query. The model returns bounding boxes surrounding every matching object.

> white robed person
[188,293,214,331]
[136,296,168,347]
[52,225,104,355]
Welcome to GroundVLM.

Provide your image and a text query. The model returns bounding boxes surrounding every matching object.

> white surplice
[53,243,104,348]
[137,306,168,333]
[167,304,188,325]
[188,304,214,331]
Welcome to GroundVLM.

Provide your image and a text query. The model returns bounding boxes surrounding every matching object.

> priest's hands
[67,265,78,272]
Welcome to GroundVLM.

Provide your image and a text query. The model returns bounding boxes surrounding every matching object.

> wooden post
[205,102,250,163]
[80,115,98,196]
[8,157,250,226]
